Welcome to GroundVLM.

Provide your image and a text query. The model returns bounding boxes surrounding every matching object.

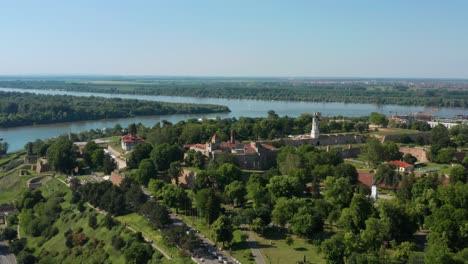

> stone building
[121,134,145,152]
[185,131,279,171]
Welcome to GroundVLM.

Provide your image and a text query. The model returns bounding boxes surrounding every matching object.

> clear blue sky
[1,0,467,78]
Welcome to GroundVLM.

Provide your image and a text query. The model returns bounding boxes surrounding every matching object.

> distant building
[428,119,468,129]
[388,160,414,172]
[121,134,145,152]
[184,131,279,170]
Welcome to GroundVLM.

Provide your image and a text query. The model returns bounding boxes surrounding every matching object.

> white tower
[310,114,320,139]
[371,185,378,201]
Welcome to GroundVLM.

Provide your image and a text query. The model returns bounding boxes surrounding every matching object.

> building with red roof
[121,134,145,152]
[184,132,279,170]
[388,160,414,172]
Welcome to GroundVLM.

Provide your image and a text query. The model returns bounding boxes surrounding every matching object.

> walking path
[241,225,266,264]
[55,177,173,259]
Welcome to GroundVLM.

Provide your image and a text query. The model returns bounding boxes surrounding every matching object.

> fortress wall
[269,134,366,147]
[399,147,429,162]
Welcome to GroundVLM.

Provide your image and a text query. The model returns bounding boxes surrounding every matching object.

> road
[170,214,242,264]
[241,225,266,264]
[0,241,16,264]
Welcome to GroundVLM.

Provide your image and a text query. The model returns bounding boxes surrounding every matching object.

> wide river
[1,87,467,152]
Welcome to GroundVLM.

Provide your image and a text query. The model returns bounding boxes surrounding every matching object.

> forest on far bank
[1,79,468,107]
[0,91,230,128]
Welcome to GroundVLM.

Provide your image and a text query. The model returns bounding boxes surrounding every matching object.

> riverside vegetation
[0,91,230,128]
[1,78,468,107]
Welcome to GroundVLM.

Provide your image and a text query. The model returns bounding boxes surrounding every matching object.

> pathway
[241,225,266,264]
[0,241,16,264]
[55,177,173,259]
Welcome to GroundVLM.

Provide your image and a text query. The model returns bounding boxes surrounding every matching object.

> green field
[252,231,326,264]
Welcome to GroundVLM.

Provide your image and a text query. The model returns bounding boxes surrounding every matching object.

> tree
[360,217,391,252]
[361,138,384,167]
[0,226,18,241]
[211,215,233,247]
[377,199,419,242]
[431,124,451,148]
[246,174,270,209]
[46,138,76,173]
[250,217,266,235]
[128,123,138,136]
[403,153,417,164]
[290,206,323,239]
[102,153,116,174]
[321,234,346,264]
[369,112,388,127]
[216,163,242,189]
[435,147,454,164]
[195,189,220,224]
[88,214,98,229]
[449,165,467,183]
[337,194,373,234]
[276,146,303,175]
[0,141,9,155]
[168,161,182,184]
[137,159,157,186]
[375,164,399,187]
[128,142,153,168]
[225,180,247,206]
[91,148,104,170]
[323,177,354,210]
[425,204,467,251]
[267,175,304,201]
[103,213,115,230]
[25,142,34,155]
[150,143,183,171]
[161,184,190,213]
[272,197,302,227]
[124,242,153,264]
[82,141,99,167]
[334,163,358,184]
[394,241,416,263]
[184,149,206,169]
[140,201,172,229]
[382,141,402,161]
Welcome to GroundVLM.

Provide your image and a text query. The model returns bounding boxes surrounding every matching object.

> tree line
[0,91,230,127]
[2,79,468,107]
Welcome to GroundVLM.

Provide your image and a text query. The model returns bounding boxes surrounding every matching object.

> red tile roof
[121,134,145,143]
[388,160,414,168]
[261,143,278,151]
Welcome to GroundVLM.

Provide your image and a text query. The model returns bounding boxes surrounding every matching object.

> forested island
[0,91,230,128]
[1,78,468,107]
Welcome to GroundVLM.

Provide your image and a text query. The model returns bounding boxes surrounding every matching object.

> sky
[1,0,467,78]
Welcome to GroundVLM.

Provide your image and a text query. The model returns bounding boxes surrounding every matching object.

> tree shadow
[294,247,308,251]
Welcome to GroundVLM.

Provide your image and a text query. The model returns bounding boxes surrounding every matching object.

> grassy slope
[20,178,131,263]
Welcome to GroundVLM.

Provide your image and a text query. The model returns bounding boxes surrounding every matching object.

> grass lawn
[108,141,125,154]
[414,162,452,175]
[230,228,256,264]
[115,213,181,258]
[344,159,371,170]
[0,169,34,204]
[252,230,326,264]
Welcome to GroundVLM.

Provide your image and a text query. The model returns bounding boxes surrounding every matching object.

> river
[1,87,467,152]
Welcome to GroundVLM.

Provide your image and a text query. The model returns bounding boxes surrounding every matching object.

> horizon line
[1,74,468,81]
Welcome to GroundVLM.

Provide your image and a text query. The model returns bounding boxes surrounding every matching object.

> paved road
[241,225,266,264]
[0,241,16,264]
[170,214,241,264]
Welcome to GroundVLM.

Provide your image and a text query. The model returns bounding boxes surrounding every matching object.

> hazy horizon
[2,1,468,78]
